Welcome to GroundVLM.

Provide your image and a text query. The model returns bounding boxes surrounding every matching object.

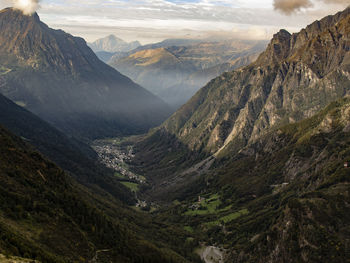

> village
[92,139,152,209]
[92,140,145,183]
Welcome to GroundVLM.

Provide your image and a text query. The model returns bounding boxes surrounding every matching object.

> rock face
[218,97,350,263]
[88,34,141,53]
[0,8,170,139]
[161,7,350,154]
[109,40,267,108]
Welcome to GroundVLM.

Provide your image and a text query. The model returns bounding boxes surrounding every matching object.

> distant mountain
[88,34,141,53]
[130,38,203,53]
[0,8,170,140]
[109,40,267,108]
[95,50,117,63]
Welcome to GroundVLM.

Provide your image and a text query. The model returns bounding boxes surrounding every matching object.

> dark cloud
[274,0,313,15]
[274,0,349,15]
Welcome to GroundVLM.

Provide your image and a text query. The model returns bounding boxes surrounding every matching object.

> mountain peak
[0,7,40,21]
[158,6,350,155]
[106,34,123,42]
[256,29,291,65]
[89,34,141,52]
[0,7,170,139]
[275,29,291,38]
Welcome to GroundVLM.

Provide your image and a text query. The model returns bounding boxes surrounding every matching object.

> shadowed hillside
[0,8,171,140]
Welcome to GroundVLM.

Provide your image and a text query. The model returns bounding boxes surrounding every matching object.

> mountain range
[109,40,267,108]
[0,4,349,263]
[158,7,350,155]
[130,7,350,261]
[0,8,170,140]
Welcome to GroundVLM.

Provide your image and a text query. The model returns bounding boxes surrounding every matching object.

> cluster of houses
[136,200,148,208]
[92,142,145,183]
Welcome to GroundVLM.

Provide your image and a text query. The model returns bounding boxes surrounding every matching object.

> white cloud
[0,0,348,43]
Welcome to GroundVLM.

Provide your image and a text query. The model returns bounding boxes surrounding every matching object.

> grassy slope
[0,125,200,263]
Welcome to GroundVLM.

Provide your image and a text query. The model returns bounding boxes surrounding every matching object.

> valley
[0,3,349,263]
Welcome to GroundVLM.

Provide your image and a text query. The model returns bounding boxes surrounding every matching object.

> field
[121,182,139,192]
[185,194,231,216]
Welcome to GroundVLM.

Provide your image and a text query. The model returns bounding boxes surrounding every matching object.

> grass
[121,182,139,192]
[114,172,125,179]
[184,194,220,215]
[14,101,26,107]
[184,193,231,216]
[184,226,194,233]
[139,175,146,181]
[205,209,249,227]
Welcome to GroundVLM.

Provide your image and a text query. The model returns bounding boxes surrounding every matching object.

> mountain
[109,40,267,108]
[151,97,350,263]
[0,8,170,140]
[217,97,350,262]
[94,50,117,63]
[88,34,141,53]
[131,7,350,201]
[0,92,135,204]
[128,8,350,262]
[159,7,350,153]
[129,38,204,53]
[0,125,197,262]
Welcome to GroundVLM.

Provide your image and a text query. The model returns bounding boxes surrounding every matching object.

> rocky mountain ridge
[160,7,350,155]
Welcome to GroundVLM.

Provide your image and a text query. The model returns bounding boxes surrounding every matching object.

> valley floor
[91,136,244,262]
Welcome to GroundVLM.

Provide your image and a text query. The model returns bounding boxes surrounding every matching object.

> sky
[1,0,349,44]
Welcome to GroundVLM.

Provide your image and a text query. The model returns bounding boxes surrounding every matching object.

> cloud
[0,0,346,43]
[274,0,313,14]
[323,0,350,3]
[274,0,349,15]
[12,0,40,15]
